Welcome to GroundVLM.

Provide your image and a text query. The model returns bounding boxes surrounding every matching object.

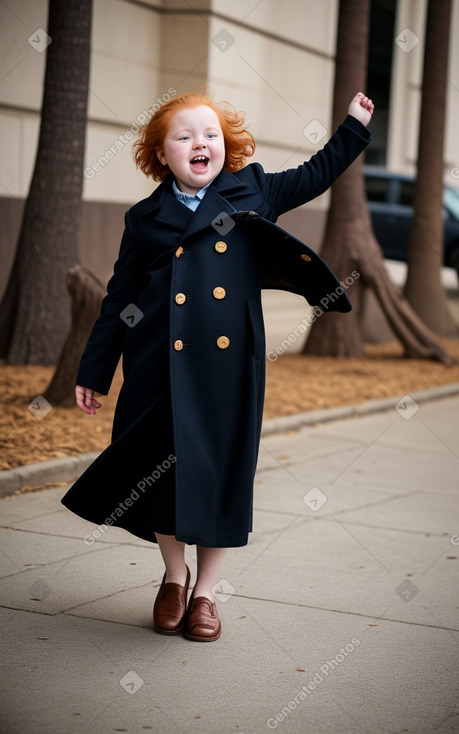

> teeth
[192,156,207,163]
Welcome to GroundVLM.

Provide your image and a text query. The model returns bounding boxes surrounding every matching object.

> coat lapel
[181,169,252,241]
[155,193,195,231]
[142,170,254,239]
[142,177,194,232]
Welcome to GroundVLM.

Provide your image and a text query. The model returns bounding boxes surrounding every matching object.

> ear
[156,147,167,165]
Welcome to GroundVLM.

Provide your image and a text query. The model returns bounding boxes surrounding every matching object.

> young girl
[62,90,374,642]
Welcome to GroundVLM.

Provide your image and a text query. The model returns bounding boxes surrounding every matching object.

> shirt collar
[172,179,212,202]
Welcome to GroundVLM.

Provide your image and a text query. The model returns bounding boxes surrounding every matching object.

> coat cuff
[341,114,372,142]
[76,361,117,396]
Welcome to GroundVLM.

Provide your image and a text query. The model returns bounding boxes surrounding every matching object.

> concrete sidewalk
[1,396,458,733]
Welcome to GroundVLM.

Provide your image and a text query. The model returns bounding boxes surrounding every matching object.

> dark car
[364,166,459,275]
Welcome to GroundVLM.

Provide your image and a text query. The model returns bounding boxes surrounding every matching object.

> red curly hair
[133,92,256,181]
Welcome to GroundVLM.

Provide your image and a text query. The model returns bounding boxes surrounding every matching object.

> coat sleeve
[76,210,145,395]
[259,115,371,217]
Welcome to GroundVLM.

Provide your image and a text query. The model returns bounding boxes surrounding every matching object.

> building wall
[0,0,338,294]
[1,0,458,298]
[387,0,459,181]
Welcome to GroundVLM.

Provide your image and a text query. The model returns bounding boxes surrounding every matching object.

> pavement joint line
[58,581,160,615]
[1,382,459,497]
[253,490,413,523]
[324,519,451,538]
[232,594,459,632]
[5,492,437,538]
[4,596,458,634]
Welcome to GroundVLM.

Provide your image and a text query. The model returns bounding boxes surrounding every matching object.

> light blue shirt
[172,180,212,211]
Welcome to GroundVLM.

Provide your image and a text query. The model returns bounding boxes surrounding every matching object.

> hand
[75,385,102,415]
[348,92,374,127]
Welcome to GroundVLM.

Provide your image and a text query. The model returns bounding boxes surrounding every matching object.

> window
[366,0,397,165]
[365,176,389,203]
[443,187,459,220]
[399,180,416,207]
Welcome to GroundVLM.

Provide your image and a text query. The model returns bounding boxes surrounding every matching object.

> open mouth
[190,155,209,170]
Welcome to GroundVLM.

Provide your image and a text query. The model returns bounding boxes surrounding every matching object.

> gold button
[213,287,226,300]
[217,336,230,349]
[301,253,312,262]
[174,339,183,351]
[175,246,184,258]
[175,292,186,305]
[215,241,227,253]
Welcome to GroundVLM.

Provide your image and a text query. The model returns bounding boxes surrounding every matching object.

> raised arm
[259,92,374,217]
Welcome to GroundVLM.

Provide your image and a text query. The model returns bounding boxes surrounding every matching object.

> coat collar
[142,169,251,237]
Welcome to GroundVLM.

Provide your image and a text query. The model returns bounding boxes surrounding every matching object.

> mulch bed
[1,339,459,471]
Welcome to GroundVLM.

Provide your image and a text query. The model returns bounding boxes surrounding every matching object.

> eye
[206,133,217,139]
[178,135,190,141]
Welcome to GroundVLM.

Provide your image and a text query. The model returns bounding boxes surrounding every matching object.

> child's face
[156,105,225,195]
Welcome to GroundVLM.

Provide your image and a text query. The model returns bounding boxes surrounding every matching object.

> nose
[192,137,207,149]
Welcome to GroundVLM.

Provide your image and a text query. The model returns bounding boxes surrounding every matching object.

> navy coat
[62,115,370,547]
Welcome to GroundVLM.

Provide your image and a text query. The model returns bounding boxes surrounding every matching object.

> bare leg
[193,546,228,601]
[155,533,188,585]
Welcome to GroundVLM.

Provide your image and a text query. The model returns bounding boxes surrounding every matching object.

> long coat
[61,114,370,547]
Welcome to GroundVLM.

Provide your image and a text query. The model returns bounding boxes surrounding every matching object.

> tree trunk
[304,0,452,364]
[45,265,105,405]
[0,0,92,365]
[403,0,457,336]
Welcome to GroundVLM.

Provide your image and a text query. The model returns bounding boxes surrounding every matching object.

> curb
[0,453,100,499]
[260,382,459,436]
[2,383,459,498]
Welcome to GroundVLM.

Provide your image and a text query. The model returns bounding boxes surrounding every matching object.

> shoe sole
[183,629,221,642]
[153,621,185,636]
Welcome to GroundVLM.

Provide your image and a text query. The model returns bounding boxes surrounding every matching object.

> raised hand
[348,92,374,127]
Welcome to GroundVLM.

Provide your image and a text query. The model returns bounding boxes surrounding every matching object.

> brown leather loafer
[153,566,190,635]
[184,594,221,642]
